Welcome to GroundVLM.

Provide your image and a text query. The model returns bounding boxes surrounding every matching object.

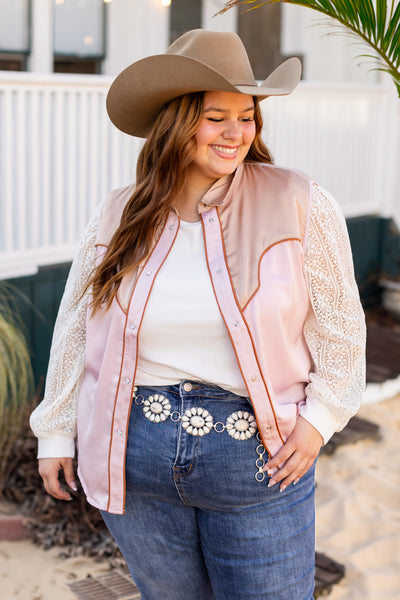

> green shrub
[0,284,34,493]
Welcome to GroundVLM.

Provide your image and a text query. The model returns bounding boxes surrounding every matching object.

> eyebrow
[203,106,255,113]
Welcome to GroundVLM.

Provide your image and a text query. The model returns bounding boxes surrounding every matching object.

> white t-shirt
[135,219,247,396]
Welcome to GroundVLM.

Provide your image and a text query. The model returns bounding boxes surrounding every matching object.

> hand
[38,457,77,501]
[264,415,323,492]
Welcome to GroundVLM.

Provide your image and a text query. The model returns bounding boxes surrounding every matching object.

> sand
[315,394,400,599]
[1,394,400,599]
[0,541,109,600]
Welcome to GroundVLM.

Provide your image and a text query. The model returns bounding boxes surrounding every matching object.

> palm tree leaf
[383,1,400,53]
[389,20,400,66]
[220,0,400,96]
[314,1,336,14]
[332,0,358,28]
[352,0,376,39]
[376,0,388,43]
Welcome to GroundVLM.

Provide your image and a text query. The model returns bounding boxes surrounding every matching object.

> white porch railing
[0,72,399,279]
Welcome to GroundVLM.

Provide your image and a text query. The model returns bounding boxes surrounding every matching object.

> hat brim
[106,55,301,138]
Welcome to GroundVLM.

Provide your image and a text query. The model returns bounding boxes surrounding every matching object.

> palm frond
[219,0,400,96]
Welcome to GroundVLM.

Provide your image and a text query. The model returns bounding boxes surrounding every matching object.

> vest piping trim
[199,213,269,453]
[120,216,180,512]
[105,220,169,512]
[106,305,130,512]
[242,238,302,312]
[216,210,285,449]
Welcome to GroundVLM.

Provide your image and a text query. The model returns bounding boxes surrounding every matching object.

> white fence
[0,72,399,279]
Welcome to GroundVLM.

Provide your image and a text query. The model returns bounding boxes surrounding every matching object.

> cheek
[195,123,220,147]
[244,123,256,146]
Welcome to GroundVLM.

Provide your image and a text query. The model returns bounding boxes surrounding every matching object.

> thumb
[61,458,77,491]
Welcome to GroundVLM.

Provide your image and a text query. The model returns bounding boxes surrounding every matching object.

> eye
[240,117,254,122]
[207,117,223,122]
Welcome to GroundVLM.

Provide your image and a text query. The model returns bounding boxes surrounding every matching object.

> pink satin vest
[77,162,313,514]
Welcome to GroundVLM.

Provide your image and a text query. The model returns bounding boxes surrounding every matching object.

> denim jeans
[101,382,316,600]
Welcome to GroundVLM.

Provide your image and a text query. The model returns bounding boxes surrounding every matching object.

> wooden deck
[365,307,400,383]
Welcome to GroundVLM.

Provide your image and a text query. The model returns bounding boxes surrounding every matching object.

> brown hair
[89,92,272,314]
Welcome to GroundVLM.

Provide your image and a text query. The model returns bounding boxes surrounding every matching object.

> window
[169,0,202,44]
[53,0,107,74]
[0,0,30,71]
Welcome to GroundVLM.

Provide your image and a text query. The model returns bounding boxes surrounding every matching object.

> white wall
[281,4,380,84]
[103,0,169,76]
[28,0,53,73]
[202,0,237,32]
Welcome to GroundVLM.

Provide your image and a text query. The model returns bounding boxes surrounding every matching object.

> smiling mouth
[211,145,239,156]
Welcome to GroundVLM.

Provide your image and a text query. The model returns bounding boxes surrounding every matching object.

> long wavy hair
[89,92,273,314]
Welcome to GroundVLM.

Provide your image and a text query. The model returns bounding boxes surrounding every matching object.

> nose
[222,119,242,141]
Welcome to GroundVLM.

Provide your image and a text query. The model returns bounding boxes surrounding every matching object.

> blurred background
[0,0,399,390]
[1,5,400,599]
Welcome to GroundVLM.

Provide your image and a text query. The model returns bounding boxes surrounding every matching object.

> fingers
[38,457,76,501]
[263,416,323,492]
[62,458,78,491]
[267,453,314,492]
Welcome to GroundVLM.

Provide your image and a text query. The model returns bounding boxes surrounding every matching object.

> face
[189,91,256,190]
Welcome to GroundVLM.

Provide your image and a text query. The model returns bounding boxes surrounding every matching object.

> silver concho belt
[133,390,268,481]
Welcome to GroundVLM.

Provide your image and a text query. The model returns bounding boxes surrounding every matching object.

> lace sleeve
[299,183,366,443]
[29,215,98,458]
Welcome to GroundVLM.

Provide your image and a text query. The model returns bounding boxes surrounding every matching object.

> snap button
[234,321,240,327]
[216,268,222,274]
[169,224,175,230]
[117,429,123,436]
[250,376,257,382]
[183,382,193,392]
[130,323,136,330]
[208,217,214,223]
[146,270,152,276]
[125,378,130,384]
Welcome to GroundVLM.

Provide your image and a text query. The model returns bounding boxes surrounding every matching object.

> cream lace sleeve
[299,183,366,443]
[29,215,98,458]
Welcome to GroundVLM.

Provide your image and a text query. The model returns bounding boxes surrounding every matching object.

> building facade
[0,1,399,384]
[0,0,381,82]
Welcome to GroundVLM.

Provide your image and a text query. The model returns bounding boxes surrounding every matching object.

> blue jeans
[101,382,316,600]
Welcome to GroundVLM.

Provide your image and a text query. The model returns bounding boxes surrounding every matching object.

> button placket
[201,207,282,457]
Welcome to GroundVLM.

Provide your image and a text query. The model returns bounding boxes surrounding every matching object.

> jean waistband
[134,381,249,401]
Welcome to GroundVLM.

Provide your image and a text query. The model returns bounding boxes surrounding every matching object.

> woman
[31,29,366,600]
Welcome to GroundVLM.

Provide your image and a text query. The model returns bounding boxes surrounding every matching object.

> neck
[174,174,218,223]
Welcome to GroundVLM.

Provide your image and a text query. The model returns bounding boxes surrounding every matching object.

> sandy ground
[315,394,400,599]
[1,395,400,600]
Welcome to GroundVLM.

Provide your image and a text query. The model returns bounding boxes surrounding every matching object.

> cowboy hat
[106,29,302,138]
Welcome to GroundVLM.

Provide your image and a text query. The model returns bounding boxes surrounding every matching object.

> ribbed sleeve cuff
[37,436,76,459]
[298,397,342,444]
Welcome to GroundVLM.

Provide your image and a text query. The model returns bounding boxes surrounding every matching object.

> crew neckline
[180,219,202,227]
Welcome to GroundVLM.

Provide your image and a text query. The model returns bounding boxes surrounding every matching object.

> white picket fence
[0,72,399,279]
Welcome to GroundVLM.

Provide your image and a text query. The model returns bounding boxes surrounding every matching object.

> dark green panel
[380,218,400,277]
[5,264,72,389]
[346,215,383,305]
[346,215,400,306]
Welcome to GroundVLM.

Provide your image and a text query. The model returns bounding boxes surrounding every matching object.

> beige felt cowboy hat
[106,29,302,138]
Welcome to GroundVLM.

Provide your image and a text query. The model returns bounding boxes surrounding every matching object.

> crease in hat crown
[106,28,302,138]
[165,29,257,87]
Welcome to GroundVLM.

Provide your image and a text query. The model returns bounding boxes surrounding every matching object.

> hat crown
[166,29,257,86]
